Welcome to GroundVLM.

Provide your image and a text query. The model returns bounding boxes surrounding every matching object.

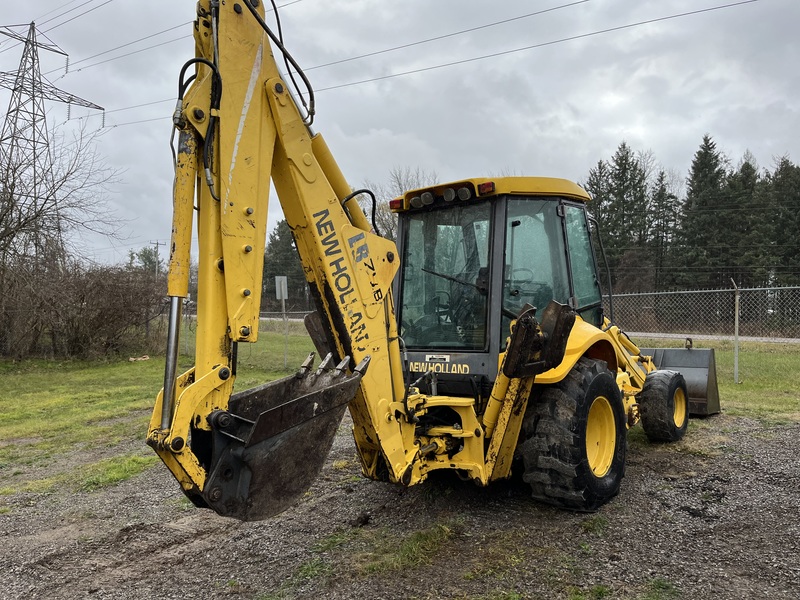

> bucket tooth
[317,352,335,374]
[295,352,316,378]
[354,355,371,376]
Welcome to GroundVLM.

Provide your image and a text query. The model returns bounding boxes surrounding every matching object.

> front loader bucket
[641,348,720,416]
[200,353,369,521]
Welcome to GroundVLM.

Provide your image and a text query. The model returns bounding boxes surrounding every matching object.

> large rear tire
[638,370,689,442]
[517,357,627,511]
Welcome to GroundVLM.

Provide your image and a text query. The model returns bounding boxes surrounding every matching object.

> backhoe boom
[148,0,407,518]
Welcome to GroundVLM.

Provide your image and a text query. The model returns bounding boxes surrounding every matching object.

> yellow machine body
[148,2,717,520]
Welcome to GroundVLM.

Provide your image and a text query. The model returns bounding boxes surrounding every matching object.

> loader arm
[147,0,413,519]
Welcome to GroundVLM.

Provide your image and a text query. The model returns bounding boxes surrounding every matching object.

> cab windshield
[399,202,491,350]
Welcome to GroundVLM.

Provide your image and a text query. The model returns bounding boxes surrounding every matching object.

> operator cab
[392,177,604,396]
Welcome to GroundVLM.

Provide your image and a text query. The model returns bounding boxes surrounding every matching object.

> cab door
[562,203,604,327]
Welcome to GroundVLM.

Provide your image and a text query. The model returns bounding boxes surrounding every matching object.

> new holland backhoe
[147,0,719,520]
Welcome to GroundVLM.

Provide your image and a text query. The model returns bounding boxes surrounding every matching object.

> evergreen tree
[584,142,649,291]
[648,170,680,290]
[768,156,800,285]
[583,159,613,293]
[128,246,164,275]
[724,153,772,288]
[262,220,309,312]
[674,135,728,288]
[584,160,612,231]
[609,142,649,247]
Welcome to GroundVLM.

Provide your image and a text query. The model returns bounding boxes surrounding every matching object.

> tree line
[5,126,798,358]
[584,135,800,292]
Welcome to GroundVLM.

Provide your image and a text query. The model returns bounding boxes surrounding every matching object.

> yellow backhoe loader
[147,0,719,521]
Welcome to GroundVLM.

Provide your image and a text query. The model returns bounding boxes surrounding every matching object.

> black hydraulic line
[243,0,316,125]
[341,188,381,237]
[267,0,307,122]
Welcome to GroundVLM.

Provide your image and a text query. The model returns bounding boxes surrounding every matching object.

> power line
[41,2,593,119]
[314,0,760,93]
[34,0,87,23]
[305,0,590,72]
[52,97,174,127]
[39,0,104,27]
[34,0,761,130]
[58,1,588,78]
[37,0,304,76]
[49,33,189,80]
[43,21,192,76]
[107,115,170,128]
[0,0,116,57]
[42,0,117,33]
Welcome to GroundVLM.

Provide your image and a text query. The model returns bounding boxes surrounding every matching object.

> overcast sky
[0,0,795,264]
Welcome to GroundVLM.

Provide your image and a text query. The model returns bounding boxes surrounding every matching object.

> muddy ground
[2,412,799,600]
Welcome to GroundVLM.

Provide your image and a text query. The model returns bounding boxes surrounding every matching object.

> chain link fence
[190,289,800,343]
[604,286,800,341]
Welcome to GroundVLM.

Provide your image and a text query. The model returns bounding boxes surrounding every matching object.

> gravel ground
[1,412,799,600]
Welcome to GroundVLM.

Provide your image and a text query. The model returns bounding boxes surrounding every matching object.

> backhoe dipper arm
[147,0,413,520]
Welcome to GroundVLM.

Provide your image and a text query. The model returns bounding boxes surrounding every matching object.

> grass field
[0,331,797,496]
[0,327,315,494]
[636,337,800,421]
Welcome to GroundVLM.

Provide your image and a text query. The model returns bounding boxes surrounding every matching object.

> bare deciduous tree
[361,166,439,242]
[0,122,120,260]
[0,122,139,358]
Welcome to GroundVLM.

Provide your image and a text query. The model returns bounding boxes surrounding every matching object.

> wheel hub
[586,395,616,477]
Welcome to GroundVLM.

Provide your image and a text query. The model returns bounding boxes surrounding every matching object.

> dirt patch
[2,413,799,599]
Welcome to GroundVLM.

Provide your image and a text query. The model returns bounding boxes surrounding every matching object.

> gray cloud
[1,0,794,262]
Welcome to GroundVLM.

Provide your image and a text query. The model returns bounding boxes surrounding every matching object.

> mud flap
[640,348,720,416]
[200,353,369,520]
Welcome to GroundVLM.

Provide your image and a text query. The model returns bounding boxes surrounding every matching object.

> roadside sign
[275,275,288,300]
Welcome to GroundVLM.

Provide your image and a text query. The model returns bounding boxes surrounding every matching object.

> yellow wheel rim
[673,387,688,428]
[585,396,616,477]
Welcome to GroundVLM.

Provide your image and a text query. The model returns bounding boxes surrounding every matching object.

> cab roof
[392,176,590,212]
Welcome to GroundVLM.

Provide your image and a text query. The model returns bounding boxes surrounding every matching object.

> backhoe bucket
[199,353,369,521]
[640,348,720,416]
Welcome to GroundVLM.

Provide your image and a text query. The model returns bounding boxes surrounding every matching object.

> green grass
[312,528,359,553]
[79,454,160,491]
[0,328,315,489]
[361,523,455,574]
[0,358,165,469]
[714,341,800,420]
[635,337,800,421]
[580,515,609,536]
[296,558,333,580]
[638,577,680,600]
[1,453,159,495]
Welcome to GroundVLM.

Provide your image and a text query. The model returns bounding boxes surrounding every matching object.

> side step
[640,348,720,416]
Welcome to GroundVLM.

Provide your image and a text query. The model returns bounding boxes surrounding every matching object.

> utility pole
[151,240,164,276]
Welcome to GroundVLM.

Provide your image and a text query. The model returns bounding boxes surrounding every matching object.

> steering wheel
[510,268,535,281]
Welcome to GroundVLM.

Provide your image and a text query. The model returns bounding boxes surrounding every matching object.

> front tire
[517,358,627,511]
[638,370,689,442]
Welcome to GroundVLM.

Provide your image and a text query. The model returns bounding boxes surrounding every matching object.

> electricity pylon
[0,22,103,257]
